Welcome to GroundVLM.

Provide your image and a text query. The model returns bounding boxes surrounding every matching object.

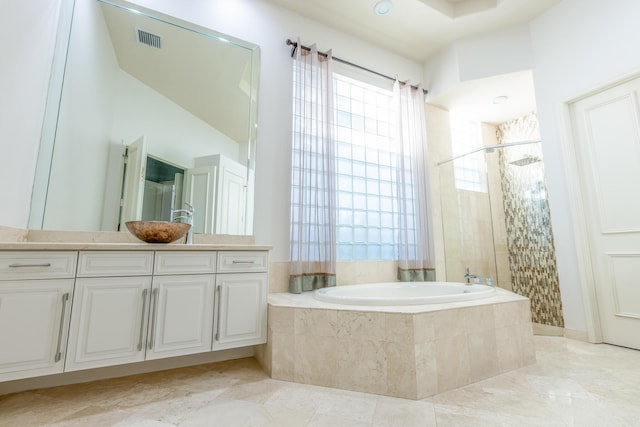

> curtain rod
[286,39,428,95]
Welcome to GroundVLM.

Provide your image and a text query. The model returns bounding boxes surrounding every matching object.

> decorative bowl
[125,221,191,244]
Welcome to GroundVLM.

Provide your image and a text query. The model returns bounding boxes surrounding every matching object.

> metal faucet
[171,202,194,244]
[464,267,479,284]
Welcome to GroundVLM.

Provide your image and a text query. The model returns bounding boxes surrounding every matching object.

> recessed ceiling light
[374,0,392,16]
[493,95,509,104]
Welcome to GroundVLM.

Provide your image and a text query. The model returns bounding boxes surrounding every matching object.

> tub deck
[257,287,535,400]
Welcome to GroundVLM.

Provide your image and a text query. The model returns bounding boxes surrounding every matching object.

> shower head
[509,154,541,167]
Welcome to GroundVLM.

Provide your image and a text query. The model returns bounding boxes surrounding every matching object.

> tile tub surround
[259,288,535,400]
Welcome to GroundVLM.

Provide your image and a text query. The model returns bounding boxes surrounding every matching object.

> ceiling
[101,3,256,145]
[266,0,560,63]
[266,0,561,124]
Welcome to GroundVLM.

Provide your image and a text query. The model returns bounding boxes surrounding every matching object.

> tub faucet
[464,267,479,285]
[171,202,194,244]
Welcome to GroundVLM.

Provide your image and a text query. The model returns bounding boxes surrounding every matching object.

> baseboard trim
[563,328,589,342]
[0,347,255,396]
[533,323,564,336]
[532,323,590,343]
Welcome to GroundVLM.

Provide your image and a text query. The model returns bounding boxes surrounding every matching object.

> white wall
[529,0,640,332]
[424,24,534,99]
[0,0,62,228]
[43,0,118,231]
[112,72,239,168]
[456,24,534,82]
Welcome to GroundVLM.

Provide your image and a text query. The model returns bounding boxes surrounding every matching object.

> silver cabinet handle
[54,293,70,363]
[137,289,148,351]
[148,288,159,350]
[231,260,255,264]
[9,263,52,268]
[214,285,221,341]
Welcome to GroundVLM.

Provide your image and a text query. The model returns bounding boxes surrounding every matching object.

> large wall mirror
[29,0,259,235]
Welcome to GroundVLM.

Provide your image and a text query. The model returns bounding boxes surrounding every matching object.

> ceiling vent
[136,28,162,49]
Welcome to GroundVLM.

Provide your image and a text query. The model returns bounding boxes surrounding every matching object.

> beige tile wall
[0,225,27,242]
[269,260,399,294]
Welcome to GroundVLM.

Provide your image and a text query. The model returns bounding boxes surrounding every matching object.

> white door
[146,274,215,360]
[570,77,640,350]
[0,280,73,381]
[120,136,148,225]
[65,277,151,371]
[213,273,267,350]
[216,161,247,235]
[184,166,216,234]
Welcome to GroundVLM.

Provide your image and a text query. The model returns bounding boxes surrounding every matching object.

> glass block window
[450,117,487,193]
[333,73,398,261]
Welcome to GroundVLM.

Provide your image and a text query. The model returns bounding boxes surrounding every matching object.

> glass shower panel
[439,154,498,285]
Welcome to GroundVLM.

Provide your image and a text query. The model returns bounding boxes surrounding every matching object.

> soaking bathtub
[313,281,496,306]
[263,282,535,400]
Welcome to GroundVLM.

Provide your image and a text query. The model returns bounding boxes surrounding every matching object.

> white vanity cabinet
[0,247,269,382]
[65,252,154,372]
[213,251,268,350]
[0,252,76,381]
[147,252,216,360]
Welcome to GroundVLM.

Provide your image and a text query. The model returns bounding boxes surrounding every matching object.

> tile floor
[1,336,639,426]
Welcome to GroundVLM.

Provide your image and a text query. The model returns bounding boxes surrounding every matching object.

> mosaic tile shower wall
[497,113,564,327]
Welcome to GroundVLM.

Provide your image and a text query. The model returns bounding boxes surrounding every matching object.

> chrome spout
[463,267,479,285]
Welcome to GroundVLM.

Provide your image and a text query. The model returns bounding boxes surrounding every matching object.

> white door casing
[570,77,640,350]
[120,136,147,225]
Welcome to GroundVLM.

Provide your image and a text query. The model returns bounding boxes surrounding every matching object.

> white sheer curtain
[289,42,337,293]
[393,81,436,281]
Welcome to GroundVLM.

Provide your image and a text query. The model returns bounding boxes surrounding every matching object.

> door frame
[559,69,640,344]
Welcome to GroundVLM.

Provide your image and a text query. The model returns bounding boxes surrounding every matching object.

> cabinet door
[213,273,267,350]
[215,161,247,235]
[146,275,215,360]
[65,277,151,372]
[0,280,73,381]
[184,166,216,234]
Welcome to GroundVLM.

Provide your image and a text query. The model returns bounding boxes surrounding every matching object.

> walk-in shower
[437,138,563,327]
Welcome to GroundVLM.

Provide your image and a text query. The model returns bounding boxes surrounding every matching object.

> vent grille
[136,28,162,49]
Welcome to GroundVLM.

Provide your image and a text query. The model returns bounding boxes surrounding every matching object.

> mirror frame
[29,0,260,235]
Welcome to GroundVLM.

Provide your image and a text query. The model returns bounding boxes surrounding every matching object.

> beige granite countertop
[0,242,272,251]
[0,226,271,251]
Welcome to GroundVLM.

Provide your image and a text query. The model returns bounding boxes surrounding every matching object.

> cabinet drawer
[77,251,153,277]
[154,251,217,275]
[217,251,268,273]
[0,252,77,280]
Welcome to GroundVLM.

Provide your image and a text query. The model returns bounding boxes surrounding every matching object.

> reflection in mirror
[142,156,185,223]
[29,0,259,236]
